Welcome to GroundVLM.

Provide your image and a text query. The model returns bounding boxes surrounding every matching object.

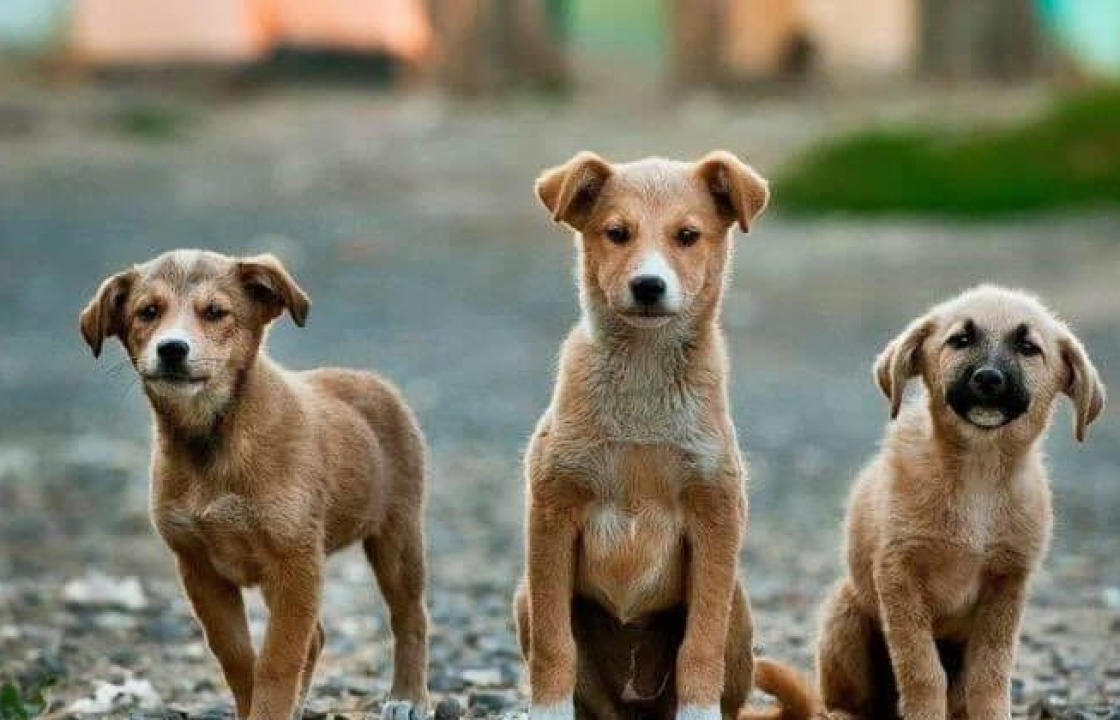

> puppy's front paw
[382,699,423,720]
[675,704,720,720]
[529,698,574,720]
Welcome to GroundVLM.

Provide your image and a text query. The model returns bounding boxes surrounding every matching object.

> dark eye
[676,227,700,247]
[137,304,159,322]
[605,224,630,245]
[1015,338,1041,357]
[946,332,973,349]
[201,304,229,322]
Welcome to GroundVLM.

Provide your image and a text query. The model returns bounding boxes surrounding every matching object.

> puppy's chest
[155,482,310,587]
[575,446,689,622]
[909,490,1035,625]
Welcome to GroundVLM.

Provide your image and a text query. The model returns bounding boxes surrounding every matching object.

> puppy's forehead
[137,250,235,290]
[939,286,1056,334]
[604,158,703,204]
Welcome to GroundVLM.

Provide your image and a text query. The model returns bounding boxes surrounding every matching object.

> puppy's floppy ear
[874,315,935,419]
[695,150,770,232]
[79,269,137,358]
[535,151,613,230]
[1059,331,1105,442]
[237,254,311,327]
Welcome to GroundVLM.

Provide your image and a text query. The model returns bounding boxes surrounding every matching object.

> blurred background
[0,1,1118,717]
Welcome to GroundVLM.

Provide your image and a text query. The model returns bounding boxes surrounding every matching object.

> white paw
[529,698,574,720]
[675,704,721,720]
[382,699,422,720]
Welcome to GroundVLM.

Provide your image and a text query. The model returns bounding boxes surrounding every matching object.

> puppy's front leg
[176,555,256,719]
[677,482,744,720]
[527,494,579,720]
[963,572,1028,720]
[251,555,324,720]
[877,558,947,720]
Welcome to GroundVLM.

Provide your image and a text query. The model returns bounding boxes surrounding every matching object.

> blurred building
[0,0,431,66]
[0,0,1116,89]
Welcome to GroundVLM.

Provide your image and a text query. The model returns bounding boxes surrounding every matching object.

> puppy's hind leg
[364,511,430,719]
[817,580,892,720]
[721,583,754,720]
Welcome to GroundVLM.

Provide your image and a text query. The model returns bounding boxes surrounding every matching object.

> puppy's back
[303,368,427,497]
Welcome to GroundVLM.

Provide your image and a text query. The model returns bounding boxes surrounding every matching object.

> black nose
[157,339,190,365]
[969,367,1006,398]
[630,275,667,306]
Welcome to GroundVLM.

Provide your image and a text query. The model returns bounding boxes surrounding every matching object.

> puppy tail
[739,658,822,720]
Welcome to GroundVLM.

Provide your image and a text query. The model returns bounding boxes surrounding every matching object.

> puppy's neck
[897,400,1042,489]
[576,301,725,445]
[149,354,288,467]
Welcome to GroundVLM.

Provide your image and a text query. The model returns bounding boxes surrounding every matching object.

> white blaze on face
[145,326,194,373]
[632,251,682,312]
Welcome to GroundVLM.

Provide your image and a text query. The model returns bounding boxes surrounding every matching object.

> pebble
[62,572,147,612]
[435,697,464,720]
[469,691,515,716]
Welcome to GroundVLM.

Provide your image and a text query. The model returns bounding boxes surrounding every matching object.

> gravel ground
[0,84,1118,718]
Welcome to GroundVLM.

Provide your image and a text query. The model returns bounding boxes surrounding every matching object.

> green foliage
[0,675,55,720]
[112,103,192,141]
[774,87,1120,217]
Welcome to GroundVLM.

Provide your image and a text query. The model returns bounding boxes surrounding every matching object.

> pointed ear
[237,254,311,327]
[535,151,613,230]
[1059,332,1105,442]
[873,316,935,419]
[694,150,770,232]
[79,269,137,358]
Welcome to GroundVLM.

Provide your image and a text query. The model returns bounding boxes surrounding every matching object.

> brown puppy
[513,151,771,720]
[755,285,1105,720]
[80,250,429,720]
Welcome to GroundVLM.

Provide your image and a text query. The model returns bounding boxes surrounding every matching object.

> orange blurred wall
[71,0,430,65]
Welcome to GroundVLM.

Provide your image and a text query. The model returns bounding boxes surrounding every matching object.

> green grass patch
[111,102,193,142]
[773,87,1120,217]
[0,678,53,720]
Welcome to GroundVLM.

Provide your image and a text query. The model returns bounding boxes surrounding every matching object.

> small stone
[62,572,147,612]
[430,672,468,693]
[67,677,162,714]
[469,691,513,715]
[460,668,502,687]
[435,697,464,720]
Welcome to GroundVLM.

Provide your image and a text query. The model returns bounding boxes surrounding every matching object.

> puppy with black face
[80,250,431,720]
[750,285,1106,720]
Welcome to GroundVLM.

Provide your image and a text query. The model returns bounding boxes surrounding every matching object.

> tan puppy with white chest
[513,151,771,720]
[80,250,429,720]
[756,286,1105,720]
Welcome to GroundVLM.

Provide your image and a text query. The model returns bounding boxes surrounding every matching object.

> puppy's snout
[157,339,191,366]
[969,367,1006,399]
[630,275,667,307]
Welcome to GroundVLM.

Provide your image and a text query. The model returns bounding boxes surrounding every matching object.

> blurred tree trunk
[919,0,1049,79]
[670,0,729,89]
[427,0,568,94]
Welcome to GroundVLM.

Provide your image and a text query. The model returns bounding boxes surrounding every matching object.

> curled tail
[739,658,822,720]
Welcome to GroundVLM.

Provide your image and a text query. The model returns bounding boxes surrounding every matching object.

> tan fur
[516,151,770,720]
[80,250,430,720]
[757,286,1105,720]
